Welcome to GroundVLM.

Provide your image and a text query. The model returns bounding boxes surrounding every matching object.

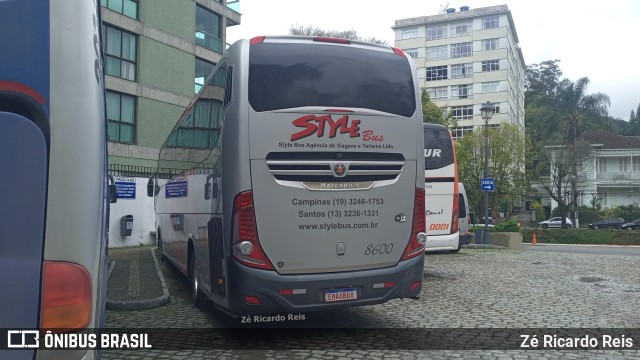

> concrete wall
[137,98,185,148]
[140,0,194,41]
[108,177,156,247]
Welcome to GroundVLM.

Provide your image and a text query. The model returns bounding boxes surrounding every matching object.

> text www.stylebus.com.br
[298,222,378,231]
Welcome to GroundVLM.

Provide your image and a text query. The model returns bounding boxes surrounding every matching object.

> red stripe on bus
[0,80,46,104]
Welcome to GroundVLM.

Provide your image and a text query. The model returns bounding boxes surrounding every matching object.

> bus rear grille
[265,152,404,183]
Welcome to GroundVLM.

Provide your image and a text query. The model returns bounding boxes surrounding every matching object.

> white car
[538,217,574,229]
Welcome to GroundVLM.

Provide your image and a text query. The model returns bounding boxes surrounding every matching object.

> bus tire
[189,252,205,309]
[156,230,166,262]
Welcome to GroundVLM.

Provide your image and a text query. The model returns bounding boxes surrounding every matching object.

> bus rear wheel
[189,254,205,309]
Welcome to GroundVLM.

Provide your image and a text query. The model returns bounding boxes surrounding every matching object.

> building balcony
[596,171,640,181]
[226,0,240,13]
[195,31,222,54]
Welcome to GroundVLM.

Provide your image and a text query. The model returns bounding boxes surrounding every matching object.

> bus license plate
[324,288,357,302]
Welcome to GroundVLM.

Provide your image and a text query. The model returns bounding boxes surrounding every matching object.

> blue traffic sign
[481,177,495,191]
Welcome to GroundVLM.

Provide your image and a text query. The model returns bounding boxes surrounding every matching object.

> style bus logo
[290,115,383,142]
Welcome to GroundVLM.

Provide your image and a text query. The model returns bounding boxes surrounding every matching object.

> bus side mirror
[205,175,218,200]
[109,184,117,203]
[147,175,159,197]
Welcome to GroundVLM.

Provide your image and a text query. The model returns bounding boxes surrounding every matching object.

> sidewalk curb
[522,243,640,248]
[462,244,507,249]
[106,249,170,311]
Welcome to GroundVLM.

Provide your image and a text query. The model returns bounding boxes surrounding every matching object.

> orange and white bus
[423,123,460,252]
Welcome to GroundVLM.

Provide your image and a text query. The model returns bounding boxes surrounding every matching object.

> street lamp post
[480,101,495,245]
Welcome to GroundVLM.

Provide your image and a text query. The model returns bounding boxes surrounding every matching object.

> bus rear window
[249,43,416,117]
[424,129,454,169]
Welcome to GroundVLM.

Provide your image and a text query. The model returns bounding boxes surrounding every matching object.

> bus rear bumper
[424,232,460,252]
[225,255,424,315]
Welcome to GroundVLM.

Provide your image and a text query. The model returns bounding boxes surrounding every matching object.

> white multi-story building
[533,130,640,218]
[393,5,525,139]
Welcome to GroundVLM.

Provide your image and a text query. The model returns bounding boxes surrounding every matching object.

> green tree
[421,89,453,127]
[455,124,529,219]
[288,25,388,45]
[525,59,563,98]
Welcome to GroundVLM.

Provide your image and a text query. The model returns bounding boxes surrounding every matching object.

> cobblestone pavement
[104,249,640,359]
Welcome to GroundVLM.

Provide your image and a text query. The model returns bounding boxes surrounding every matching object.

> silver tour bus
[149,36,426,316]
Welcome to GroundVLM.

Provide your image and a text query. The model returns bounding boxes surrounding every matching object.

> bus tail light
[314,37,351,44]
[231,191,274,270]
[250,36,266,45]
[244,296,261,305]
[451,193,459,235]
[40,262,92,330]
[410,281,421,290]
[402,188,426,260]
[392,47,407,58]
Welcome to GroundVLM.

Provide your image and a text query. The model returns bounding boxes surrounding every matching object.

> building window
[597,158,607,172]
[106,91,136,143]
[619,157,629,172]
[482,16,499,29]
[427,87,448,101]
[451,63,473,78]
[451,42,472,58]
[451,105,473,120]
[405,48,418,58]
[402,28,418,39]
[482,81,500,92]
[482,60,500,72]
[426,25,447,40]
[634,157,640,171]
[450,22,472,37]
[481,38,499,51]
[599,192,608,207]
[195,58,216,93]
[426,45,448,60]
[196,5,222,53]
[426,66,448,81]
[101,0,138,19]
[451,126,474,139]
[494,105,500,113]
[103,25,136,81]
[451,84,473,99]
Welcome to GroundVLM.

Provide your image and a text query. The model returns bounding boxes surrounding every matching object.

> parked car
[471,217,495,228]
[538,217,573,229]
[620,218,640,231]
[588,218,625,230]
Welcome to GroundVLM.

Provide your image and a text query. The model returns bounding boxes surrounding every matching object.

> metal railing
[596,171,640,181]
[195,31,222,54]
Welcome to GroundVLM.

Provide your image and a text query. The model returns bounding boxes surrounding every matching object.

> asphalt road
[523,243,640,256]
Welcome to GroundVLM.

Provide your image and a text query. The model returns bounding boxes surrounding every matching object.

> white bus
[0,0,111,359]
[149,36,426,316]
[423,124,461,252]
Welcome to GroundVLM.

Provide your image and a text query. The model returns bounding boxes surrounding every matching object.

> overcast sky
[227,0,640,121]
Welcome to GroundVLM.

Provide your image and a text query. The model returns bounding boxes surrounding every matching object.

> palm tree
[557,77,610,228]
[559,77,610,142]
